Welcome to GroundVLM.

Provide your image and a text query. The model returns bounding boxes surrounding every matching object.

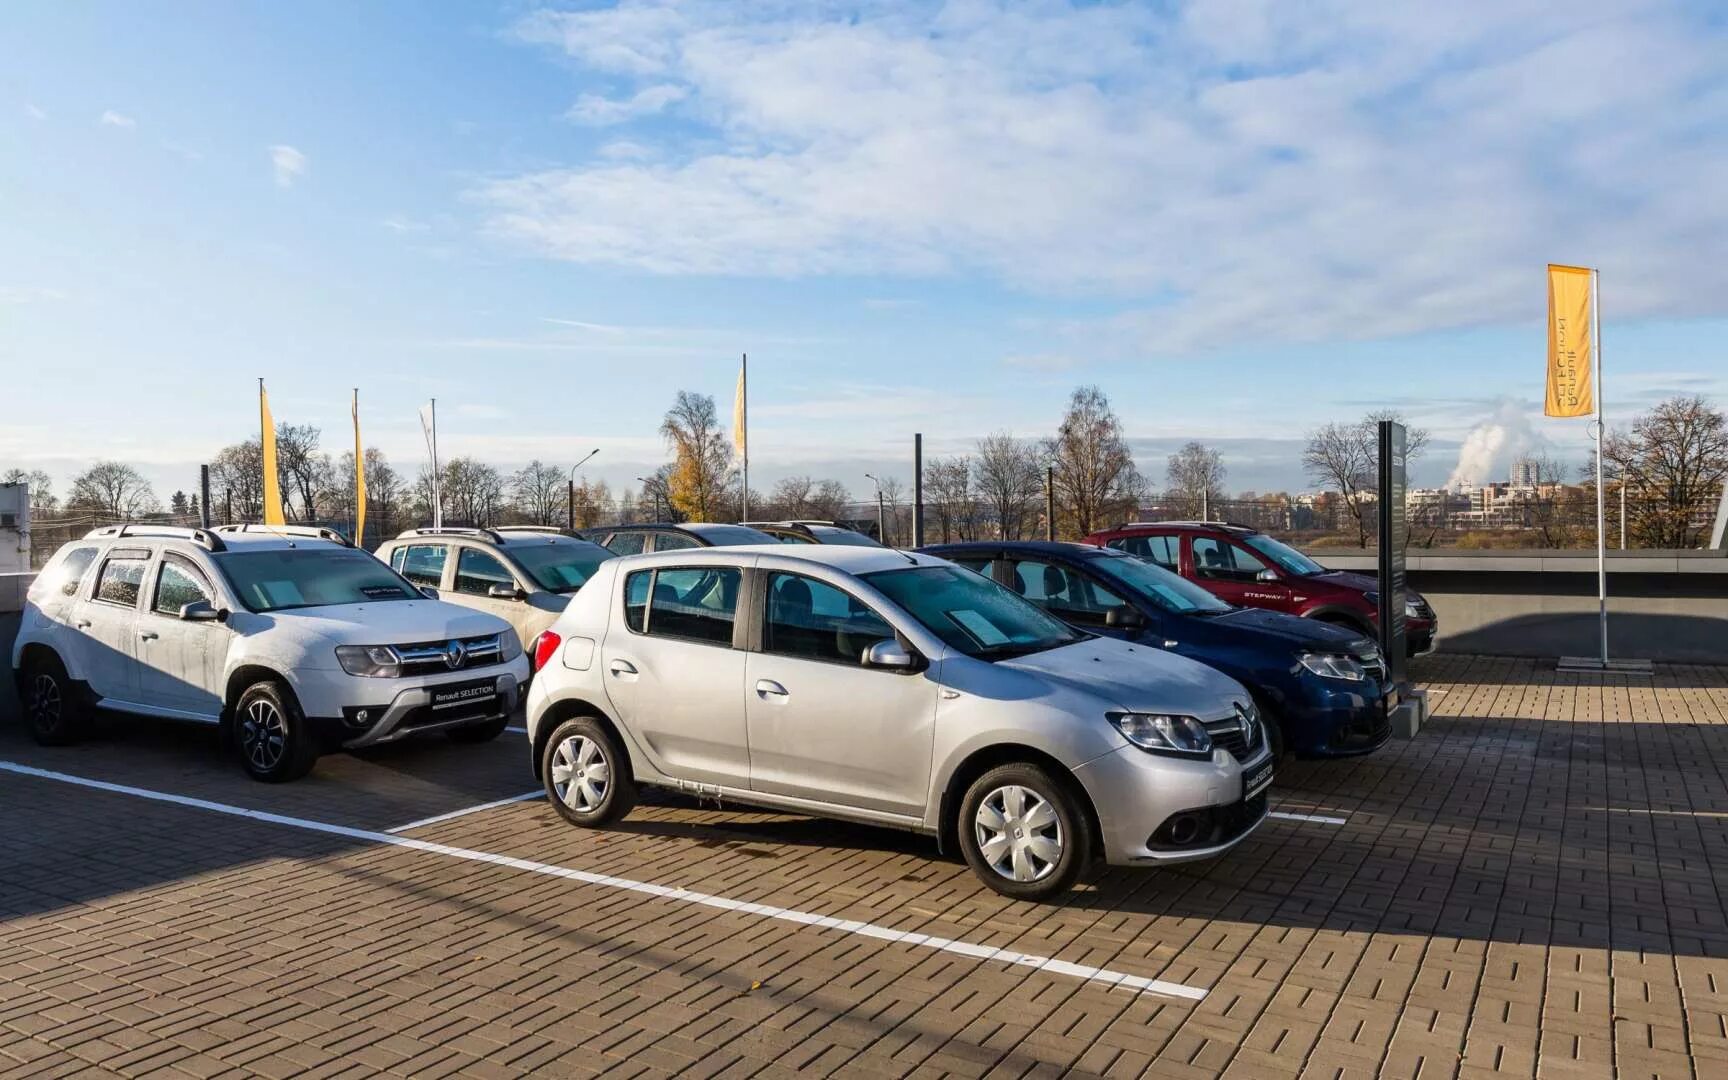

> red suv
[1080,522,1436,656]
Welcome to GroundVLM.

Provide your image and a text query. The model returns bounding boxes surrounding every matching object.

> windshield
[864,565,1085,660]
[1089,554,1233,614]
[686,524,778,545]
[1243,533,1326,576]
[215,548,418,613]
[510,542,614,593]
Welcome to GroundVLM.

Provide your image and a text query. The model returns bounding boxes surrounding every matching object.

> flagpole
[741,353,749,521]
[431,397,442,529]
[1593,269,1607,665]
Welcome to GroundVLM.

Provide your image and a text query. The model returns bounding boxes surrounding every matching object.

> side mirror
[862,638,920,672]
[1256,568,1279,583]
[178,599,221,622]
[1105,606,1147,630]
[419,585,440,600]
[487,583,524,601]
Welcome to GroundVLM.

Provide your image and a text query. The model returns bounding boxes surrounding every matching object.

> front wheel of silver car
[957,763,1091,901]
[542,717,636,827]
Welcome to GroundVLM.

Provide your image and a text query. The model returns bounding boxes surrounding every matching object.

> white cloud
[269,144,307,187]
[381,215,430,233]
[24,103,46,121]
[99,110,135,129]
[484,0,1728,355]
[567,83,687,126]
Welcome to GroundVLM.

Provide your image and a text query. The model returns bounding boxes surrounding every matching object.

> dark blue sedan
[919,541,1393,758]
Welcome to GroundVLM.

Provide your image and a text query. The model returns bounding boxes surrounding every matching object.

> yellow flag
[732,356,747,456]
[260,381,286,525]
[1545,264,1594,418]
[352,390,367,546]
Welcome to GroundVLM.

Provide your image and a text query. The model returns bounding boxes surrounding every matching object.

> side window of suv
[44,545,99,597]
[399,544,447,587]
[763,573,896,665]
[1192,538,1268,583]
[153,555,213,615]
[1110,534,1178,570]
[94,550,152,608]
[651,532,699,552]
[455,548,515,596]
[625,567,740,645]
[606,532,646,555]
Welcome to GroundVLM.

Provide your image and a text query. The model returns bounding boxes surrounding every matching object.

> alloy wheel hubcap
[974,784,1062,883]
[239,699,287,771]
[29,674,62,730]
[551,736,610,813]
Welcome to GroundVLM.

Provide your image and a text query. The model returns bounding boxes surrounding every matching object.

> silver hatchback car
[523,546,1273,900]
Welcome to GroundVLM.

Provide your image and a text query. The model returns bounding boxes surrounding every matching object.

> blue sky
[4,0,1727,506]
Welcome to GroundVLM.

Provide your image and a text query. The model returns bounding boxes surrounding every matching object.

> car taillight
[531,630,561,672]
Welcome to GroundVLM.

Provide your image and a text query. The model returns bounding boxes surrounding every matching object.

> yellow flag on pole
[260,380,286,525]
[1545,264,1595,418]
[732,356,747,456]
[352,389,367,546]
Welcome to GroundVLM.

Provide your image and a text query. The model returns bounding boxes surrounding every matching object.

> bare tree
[974,432,1043,540]
[573,479,612,528]
[1,469,56,511]
[1165,441,1227,520]
[879,476,907,546]
[1046,386,1142,538]
[767,476,852,521]
[210,439,264,522]
[925,456,977,542]
[274,423,328,522]
[442,458,506,526]
[661,391,734,521]
[1303,410,1430,546]
[511,460,569,526]
[1605,394,1728,548]
[67,461,159,520]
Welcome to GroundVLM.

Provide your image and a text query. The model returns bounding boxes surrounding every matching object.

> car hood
[1195,606,1375,654]
[997,635,1248,718]
[1307,569,1428,606]
[265,599,510,645]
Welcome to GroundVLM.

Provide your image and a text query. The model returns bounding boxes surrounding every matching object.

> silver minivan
[523,546,1272,900]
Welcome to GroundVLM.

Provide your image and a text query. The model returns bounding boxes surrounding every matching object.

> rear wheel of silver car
[957,763,1091,901]
[21,654,88,746]
[232,680,318,783]
[542,717,636,827]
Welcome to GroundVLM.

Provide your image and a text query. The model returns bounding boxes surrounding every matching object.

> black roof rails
[210,523,352,546]
[86,524,228,552]
[398,526,506,544]
[493,525,576,537]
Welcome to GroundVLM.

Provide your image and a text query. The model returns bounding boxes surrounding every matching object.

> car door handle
[608,659,638,678]
[139,631,159,641]
[755,679,789,700]
[74,620,92,629]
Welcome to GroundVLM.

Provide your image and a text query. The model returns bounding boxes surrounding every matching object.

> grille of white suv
[393,634,504,674]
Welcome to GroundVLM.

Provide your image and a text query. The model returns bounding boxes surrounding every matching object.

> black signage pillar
[1377,420,1408,687]
[912,433,925,548]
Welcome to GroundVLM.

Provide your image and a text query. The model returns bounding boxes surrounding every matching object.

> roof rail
[493,525,574,536]
[210,523,352,546]
[396,526,505,544]
[85,523,228,552]
[1118,520,1258,532]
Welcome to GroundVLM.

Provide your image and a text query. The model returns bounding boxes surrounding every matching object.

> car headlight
[1404,599,1423,619]
[335,644,403,677]
[1299,653,1367,681]
[498,631,523,663]
[1364,590,1379,606]
[1108,712,1213,757]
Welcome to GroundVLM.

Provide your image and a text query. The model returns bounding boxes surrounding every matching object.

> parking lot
[3,620,1728,1079]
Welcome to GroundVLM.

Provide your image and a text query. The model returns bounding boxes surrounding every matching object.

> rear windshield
[214,548,418,613]
[510,542,615,593]
[811,527,884,547]
[685,524,777,545]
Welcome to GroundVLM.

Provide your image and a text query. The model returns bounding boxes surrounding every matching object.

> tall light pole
[636,476,664,521]
[864,473,886,544]
[567,448,599,532]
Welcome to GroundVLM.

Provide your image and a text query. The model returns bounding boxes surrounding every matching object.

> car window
[42,545,98,597]
[606,532,646,555]
[388,546,407,572]
[864,565,1085,660]
[626,566,741,646]
[94,551,151,608]
[949,555,998,579]
[398,544,447,587]
[455,548,515,596]
[1007,559,1127,627]
[510,542,614,593]
[1109,534,1178,569]
[1192,538,1269,583]
[153,555,213,615]
[651,532,699,552]
[764,572,896,665]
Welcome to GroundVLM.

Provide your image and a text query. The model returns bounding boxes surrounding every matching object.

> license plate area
[1242,759,1274,800]
[430,679,498,712]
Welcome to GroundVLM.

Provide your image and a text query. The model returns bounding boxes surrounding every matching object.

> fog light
[356,709,370,723]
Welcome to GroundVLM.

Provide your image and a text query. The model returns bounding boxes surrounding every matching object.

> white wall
[0,483,27,576]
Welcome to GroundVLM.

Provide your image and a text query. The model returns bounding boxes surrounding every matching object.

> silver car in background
[524,546,1273,900]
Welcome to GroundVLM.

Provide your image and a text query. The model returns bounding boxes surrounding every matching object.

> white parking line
[385,791,543,833]
[505,725,526,734]
[1268,810,1349,826]
[0,761,1207,1002]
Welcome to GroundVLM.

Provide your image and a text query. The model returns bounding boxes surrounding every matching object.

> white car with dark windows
[524,544,1272,900]
[13,524,530,782]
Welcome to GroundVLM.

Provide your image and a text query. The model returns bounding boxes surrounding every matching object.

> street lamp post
[636,476,665,521]
[567,448,599,532]
[864,472,887,545]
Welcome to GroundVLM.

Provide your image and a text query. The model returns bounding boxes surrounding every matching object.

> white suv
[12,524,530,781]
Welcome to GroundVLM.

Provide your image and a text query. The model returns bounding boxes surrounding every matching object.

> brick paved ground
[3,650,1728,1078]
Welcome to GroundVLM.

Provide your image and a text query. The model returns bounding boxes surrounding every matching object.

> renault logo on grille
[443,639,467,670]
[1235,703,1258,749]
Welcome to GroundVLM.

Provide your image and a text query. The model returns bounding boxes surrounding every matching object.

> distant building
[1510,458,1541,487]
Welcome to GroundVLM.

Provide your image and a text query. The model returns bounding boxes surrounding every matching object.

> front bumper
[1282,675,1393,758]
[1073,742,1274,865]
[297,656,530,749]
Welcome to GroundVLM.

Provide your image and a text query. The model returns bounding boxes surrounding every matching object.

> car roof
[622,543,946,575]
[921,539,1113,559]
[1107,521,1259,535]
[81,524,352,554]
